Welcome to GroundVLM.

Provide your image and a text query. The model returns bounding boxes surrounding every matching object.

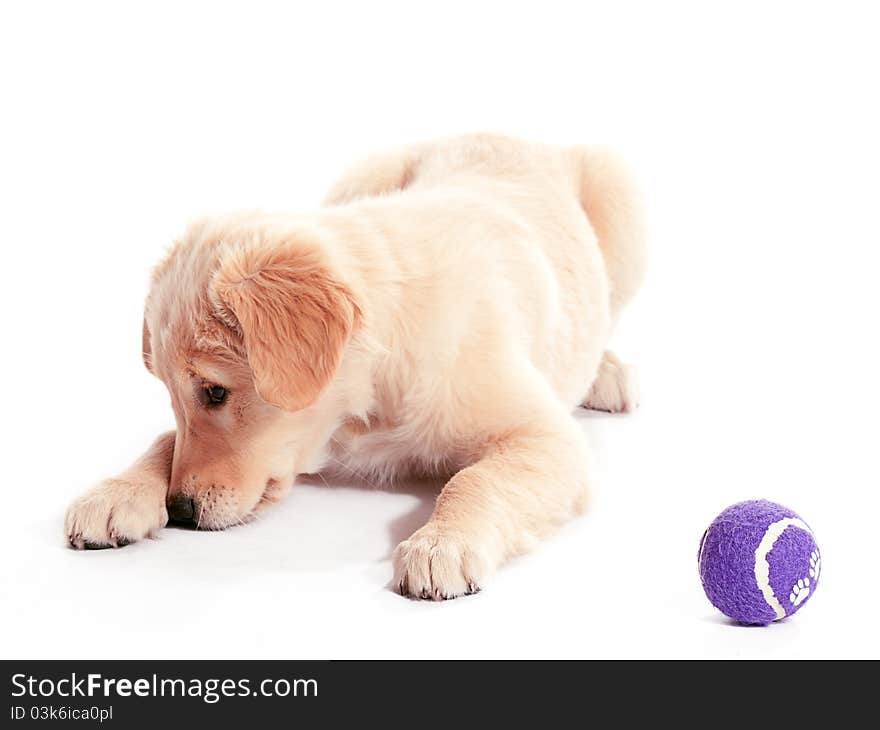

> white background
[1,1,878,659]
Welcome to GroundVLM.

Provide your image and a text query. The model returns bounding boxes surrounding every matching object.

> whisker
[195,482,210,531]
[326,452,379,490]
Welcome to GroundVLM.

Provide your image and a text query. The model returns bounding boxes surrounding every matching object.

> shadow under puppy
[65,133,645,600]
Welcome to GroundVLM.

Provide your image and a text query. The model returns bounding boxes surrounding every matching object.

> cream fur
[64,134,645,599]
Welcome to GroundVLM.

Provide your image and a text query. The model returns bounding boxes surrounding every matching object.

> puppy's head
[143,218,361,529]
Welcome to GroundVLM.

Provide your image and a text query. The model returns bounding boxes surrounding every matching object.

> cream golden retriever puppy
[64,134,645,599]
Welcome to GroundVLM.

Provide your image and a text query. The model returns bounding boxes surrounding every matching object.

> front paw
[392,524,491,600]
[65,479,168,549]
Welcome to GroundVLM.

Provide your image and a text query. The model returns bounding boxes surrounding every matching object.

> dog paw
[583,351,639,413]
[789,577,810,607]
[65,479,168,549]
[392,525,489,601]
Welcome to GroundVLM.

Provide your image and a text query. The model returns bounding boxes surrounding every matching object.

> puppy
[65,134,645,599]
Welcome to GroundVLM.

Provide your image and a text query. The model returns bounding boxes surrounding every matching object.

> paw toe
[392,527,487,601]
[64,480,167,550]
[584,355,639,413]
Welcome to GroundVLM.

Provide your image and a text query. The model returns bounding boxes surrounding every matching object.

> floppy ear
[210,243,361,411]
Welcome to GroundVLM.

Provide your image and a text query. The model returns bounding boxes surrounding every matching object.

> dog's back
[325,134,645,408]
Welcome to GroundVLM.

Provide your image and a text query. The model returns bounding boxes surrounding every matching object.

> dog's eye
[204,385,228,405]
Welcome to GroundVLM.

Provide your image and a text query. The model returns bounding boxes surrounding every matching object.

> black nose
[167,495,195,524]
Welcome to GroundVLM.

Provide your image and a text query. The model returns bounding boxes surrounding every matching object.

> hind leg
[583,350,639,413]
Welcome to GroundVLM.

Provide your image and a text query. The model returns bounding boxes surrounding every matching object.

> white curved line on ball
[753,518,813,620]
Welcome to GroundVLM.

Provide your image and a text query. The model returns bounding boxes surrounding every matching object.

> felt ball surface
[698,500,820,625]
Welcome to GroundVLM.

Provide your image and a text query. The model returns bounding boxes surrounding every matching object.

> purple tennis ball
[698,500,821,625]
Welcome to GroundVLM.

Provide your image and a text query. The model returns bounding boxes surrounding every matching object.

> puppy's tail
[571,146,647,320]
[324,144,424,206]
